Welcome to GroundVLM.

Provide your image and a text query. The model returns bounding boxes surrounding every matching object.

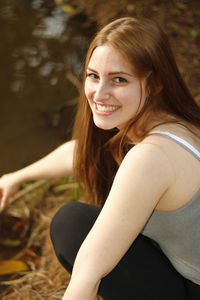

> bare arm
[62,143,175,300]
[0,140,76,209]
[11,140,76,181]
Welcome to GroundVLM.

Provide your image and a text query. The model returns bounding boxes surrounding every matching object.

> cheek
[84,80,93,101]
[84,83,93,110]
[117,89,136,105]
[120,87,144,113]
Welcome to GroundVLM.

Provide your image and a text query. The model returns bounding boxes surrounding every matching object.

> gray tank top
[142,131,200,284]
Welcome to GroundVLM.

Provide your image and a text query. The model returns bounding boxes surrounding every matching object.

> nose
[93,80,110,102]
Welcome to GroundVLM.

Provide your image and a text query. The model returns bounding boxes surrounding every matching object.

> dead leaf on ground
[0,260,29,275]
[0,239,21,248]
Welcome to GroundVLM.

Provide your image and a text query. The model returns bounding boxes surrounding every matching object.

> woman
[0,17,200,299]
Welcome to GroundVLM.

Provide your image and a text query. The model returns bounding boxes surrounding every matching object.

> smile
[95,103,120,112]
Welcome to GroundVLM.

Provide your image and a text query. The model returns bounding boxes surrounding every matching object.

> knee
[50,202,83,265]
[50,201,83,246]
[50,201,101,274]
[50,201,101,259]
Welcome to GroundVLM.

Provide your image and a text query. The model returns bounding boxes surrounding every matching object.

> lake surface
[0,0,95,174]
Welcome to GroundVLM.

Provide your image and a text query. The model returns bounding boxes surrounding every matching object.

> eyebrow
[87,67,134,78]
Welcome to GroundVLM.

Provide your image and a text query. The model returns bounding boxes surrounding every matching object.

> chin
[95,124,115,131]
[93,121,116,130]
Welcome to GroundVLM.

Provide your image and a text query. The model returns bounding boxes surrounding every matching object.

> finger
[0,195,7,211]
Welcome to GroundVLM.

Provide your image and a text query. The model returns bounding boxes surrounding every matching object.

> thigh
[185,279,200,300]
[99,234,187,300]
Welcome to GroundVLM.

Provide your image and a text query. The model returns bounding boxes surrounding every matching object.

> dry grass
[0,178,103,300]
[0,179,76,300]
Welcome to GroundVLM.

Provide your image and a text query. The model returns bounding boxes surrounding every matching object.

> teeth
[96,104,119,112]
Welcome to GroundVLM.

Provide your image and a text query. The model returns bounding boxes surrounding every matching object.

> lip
[94,102,120,116]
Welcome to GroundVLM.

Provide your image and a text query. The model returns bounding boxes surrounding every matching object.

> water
[0,0,95,174]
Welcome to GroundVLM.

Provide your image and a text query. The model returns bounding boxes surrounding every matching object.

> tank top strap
[150,131,200,161]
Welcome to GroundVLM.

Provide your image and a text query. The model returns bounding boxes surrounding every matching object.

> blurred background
[1,0,200,174]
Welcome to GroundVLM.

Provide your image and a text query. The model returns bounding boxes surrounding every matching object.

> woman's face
[84,45,147,130]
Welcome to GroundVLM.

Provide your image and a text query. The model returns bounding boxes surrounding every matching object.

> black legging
[50,201,200,300]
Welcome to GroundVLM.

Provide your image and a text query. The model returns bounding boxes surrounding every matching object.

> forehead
[88,45,134,74]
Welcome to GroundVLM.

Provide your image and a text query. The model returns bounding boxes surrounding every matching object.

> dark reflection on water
[0,0,95,174]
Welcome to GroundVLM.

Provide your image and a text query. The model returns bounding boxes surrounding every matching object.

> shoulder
[124,139,174,175]
[143,123,200,159]
[115,141,175,197]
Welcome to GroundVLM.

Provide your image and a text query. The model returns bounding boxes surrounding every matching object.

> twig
[31,288,45,300]
[0,270,52,286]
[3,180,48,211]
[53,182,79,193]
[26,215,50,249]
[12,286,26,300]
[63,96,79,107]
[66,71,81,92]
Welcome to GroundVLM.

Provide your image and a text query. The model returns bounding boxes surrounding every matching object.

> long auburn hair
[72,17,200,207]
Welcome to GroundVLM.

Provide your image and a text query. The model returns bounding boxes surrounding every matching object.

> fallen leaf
[13,218,27,231]
[0,260,29,275]
[0,239,21,247]
[61,4,82,16]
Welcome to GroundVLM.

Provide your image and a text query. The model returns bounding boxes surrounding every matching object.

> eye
[114,77,127,83]
[86,73,99,80]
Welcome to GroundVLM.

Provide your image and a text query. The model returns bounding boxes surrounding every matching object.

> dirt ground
[0,0,200,299]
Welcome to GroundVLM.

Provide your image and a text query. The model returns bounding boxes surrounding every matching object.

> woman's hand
[0,173,22,210]
[0,140,76,211]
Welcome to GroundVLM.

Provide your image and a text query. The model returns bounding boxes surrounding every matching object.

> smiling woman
[1,17,200,300]
[84,45,147,130]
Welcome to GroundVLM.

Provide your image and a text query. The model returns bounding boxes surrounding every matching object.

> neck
[126,112,177,144]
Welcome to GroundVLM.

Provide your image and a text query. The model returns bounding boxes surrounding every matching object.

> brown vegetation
[0,179,73,299]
